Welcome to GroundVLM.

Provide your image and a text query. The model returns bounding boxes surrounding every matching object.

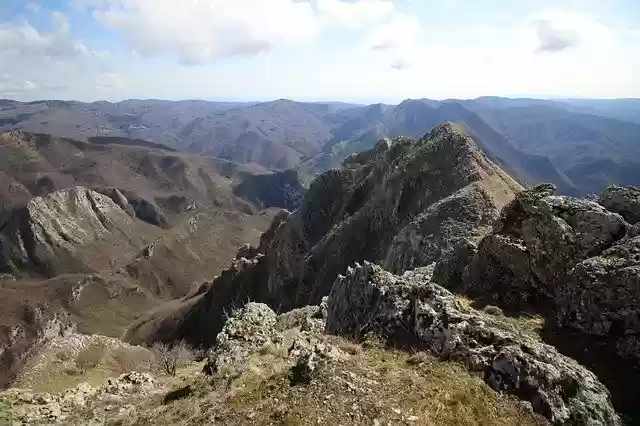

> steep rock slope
[449,183,639,361]
[0,187,161,278]
[126,123,522,347]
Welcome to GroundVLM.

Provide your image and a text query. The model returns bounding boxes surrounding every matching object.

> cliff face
[0,187,161,278]
[126,123,522,347]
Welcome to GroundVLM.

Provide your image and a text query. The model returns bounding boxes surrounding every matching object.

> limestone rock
[326,261,620,425]
[457,184,627,309]
[0,372,161,425]
[203,301,342,379]
[556,236,640,363]
[384,184,500,273]
[598,185,640,224]
[0,186,161,278]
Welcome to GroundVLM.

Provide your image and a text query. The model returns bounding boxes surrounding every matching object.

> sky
[0,0,639,103]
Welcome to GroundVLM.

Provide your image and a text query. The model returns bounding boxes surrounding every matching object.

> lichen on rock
[326,261,620,425]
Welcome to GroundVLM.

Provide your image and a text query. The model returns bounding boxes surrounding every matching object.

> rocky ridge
[2,122,639,424]
[126,122,523,347]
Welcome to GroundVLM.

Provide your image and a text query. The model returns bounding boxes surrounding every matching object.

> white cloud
[95,72,128,90]
[526,9,616,53]
[82,0,399,65]
[0,12,88,59]
[316,0,395,28]
[367,13,421,69]
[25,3,41,13]
[0,75,37,97]
[534,20,579,53]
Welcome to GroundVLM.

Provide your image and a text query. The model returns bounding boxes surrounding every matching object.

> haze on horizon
[1,0,639,103]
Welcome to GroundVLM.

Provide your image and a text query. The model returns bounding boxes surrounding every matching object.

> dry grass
[138,337,547,426]
[14,340,157,394]
[455,295,544,340]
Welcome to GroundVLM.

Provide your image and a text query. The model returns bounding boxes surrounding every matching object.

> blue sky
[1,0,639,102]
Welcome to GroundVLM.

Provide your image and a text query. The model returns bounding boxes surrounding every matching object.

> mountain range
[2,97,640,195]
[0,96,639,424]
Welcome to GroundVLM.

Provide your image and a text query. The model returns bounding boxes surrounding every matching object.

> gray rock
[326,261,620,425]
[458,184,628,309]
[128,197,168,228]
[0,186,159,278]
[94,187,136,216]
[384,184,499,274]
[556,236,640,363]
[599,185,640,224]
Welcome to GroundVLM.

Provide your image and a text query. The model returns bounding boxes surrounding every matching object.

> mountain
[0,130,306,222]
[123,124,634,423]
[125,123,523,347]
[0,99,248,148]
[559,98,640,124]
[2,121,639,423]
[303,100,578,194]
[178,99,354,169]
[2,96,640,195]
[462,99,640,193]
[0,130,306,389]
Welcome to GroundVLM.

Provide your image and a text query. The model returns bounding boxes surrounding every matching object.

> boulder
[326,261,620,425]
[457,184,627,309]
[599,185,640,224]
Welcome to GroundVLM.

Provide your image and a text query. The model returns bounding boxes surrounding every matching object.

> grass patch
[212,337,547,426]
[455,296,544,340]
[0,400,11,424]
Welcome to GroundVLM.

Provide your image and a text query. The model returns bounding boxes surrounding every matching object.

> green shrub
[75,342,107,373]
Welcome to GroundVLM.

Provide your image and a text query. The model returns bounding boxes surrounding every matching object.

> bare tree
[151,341,195,376]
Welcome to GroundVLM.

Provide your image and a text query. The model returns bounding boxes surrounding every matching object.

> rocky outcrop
[383,184,501,273]
[0,187,161,278]
[203,302,334,378]
[428,183,640,421]
[0,372,160,424]
[129,123,522,347]
[95,187,169,228]
[598,185,640,224]
[556,236,640,362]
[0,309,75,389]
[326,261,620,425]
[446,184,628,309]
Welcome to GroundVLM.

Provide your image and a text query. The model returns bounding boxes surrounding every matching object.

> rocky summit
[126,122,522,348]
[1,122,640,425]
